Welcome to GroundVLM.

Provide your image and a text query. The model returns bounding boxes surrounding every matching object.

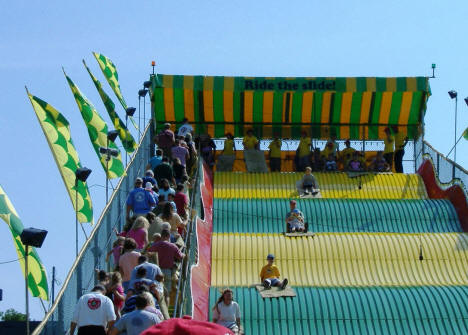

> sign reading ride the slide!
[244,78,336,91]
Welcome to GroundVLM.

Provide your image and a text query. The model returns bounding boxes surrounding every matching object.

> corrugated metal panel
[209,286,468,335]
[213,198,461,233]
[214,172,428,199]
[211,233,468,287]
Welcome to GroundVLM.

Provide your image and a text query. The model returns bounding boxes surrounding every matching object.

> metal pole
[454,96,458,163]
[25,245,29,335]
[52,266,56,304]
[75,180,78,257]
[138,97,141,141]
[125,116,128,167]
[143,95,146,129]
[106,138,109,203]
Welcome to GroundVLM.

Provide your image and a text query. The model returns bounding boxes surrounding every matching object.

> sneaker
[263,281,271,289]
[303,190,309,195]
[281,278,288,290]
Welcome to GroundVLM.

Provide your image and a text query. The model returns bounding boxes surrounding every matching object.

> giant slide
[207,169,468,334]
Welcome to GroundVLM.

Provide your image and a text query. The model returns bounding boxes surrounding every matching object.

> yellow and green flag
[463,126,468,140]
[27,92,93,223]
[83,60,137,154]
[64,71,125,179]
[92,52,139,130]
[0,185,49,300]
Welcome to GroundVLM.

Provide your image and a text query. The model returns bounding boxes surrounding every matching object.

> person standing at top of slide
[177,118,193,137]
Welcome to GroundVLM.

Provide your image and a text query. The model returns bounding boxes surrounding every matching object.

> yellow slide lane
[211,233,468,287]
[214,172,427,199]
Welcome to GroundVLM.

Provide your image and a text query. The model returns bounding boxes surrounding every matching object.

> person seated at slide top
[285,200,306,233]
[260,254,288,290]
[300,167,319,196]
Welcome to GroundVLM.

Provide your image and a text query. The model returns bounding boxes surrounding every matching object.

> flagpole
[75,179,79,257]
[125,116,128,167]
[446,132,464,159]
[454,95,458,163]
[25,244,30,335]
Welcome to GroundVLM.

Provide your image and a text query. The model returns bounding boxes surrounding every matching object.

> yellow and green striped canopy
[151,75,430,140]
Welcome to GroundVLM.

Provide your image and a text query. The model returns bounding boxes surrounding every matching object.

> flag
[0,185,49,300]
[83,60,137,154]
[27,91,93,223]
[92,52,139,130]
[63,70,125,179]
[463,126,468,140]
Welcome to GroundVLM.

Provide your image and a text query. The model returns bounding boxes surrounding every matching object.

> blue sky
[1,1,467,320]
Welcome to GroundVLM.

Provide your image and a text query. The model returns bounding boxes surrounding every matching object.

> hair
[174,139,180,146]
[225,133,233,139]
[182,117,188,123]
[136,266,147,278]
[123,238,137,251]
[173,157,181,165]
[158,194,166,201]
[161,178,169,186]
[152,233,161,239]
[162,157,169,162]
[145,170,154,177]
[167,193,174,200]
[213,289,233,312]
[161,202,174,219]
[164,123,170,129]
[140,292,155,308]
[185,133,192,141]
[132,216,149,231]
[146,212,156,223]
[176,184,184,192]
[305,167,312,172]
[113,236,125,248]
[92,285,106,293]
[135,294,149,309]
[136,283,149,293]
[110,272,122,285]
[156,149,163,156]
[138,255,148,264]
[160,229,170,239]
[98,270,108,282]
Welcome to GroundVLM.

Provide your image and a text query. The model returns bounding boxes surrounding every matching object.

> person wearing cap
[383,127,395,170]
[156,123,175,158]
[144,182,159,206]
[111,293,161,335]
[212,289,241,334]
[126,178,157,219]
[285,200,306,233]
[70,285,116,335]
[260,254,288,290]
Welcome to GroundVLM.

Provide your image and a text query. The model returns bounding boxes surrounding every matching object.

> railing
[33,122,153,335]
[415,137,468,198]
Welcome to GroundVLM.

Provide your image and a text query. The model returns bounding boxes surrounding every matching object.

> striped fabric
[151,75,430,139]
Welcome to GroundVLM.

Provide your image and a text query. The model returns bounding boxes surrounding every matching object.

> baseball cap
[267,254,275,260]
[145,182,153,190]
[141,317,234,335]
[135,177,143,184]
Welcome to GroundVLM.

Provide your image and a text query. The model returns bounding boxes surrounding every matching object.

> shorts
[288,220,304,230]
[264,278,281,286]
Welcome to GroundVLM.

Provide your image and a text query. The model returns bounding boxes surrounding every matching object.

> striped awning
[151,75,430,139]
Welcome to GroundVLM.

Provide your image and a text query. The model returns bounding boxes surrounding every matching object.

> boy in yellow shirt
[260,254,288,289]
[242,129,259,150]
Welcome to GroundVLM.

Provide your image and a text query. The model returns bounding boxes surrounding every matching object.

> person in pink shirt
[118,238,141,292]
[126,216,149,250]
[109,272,125,319]
[174,184,189,220]
[147,229,185,295]
[106,236,125,270]
[171,139,189,167]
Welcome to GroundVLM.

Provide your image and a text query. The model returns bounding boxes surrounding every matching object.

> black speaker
[20,228,48,248]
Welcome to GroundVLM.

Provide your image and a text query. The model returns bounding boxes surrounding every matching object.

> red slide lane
[191,164,214,321]
[417,159,468,232]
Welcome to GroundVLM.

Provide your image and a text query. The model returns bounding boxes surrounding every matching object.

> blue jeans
[264,278,280,286]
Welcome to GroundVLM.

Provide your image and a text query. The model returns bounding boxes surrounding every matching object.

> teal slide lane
[209,286,468,335]
[213,198,461,233]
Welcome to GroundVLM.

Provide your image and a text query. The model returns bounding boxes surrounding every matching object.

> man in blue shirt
[126,178,156,219]
[146,149,163,173]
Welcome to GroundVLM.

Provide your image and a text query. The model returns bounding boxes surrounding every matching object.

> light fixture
[99,147,119,157]
[75,167,92,182]
[20,227,47,335]
[464,97,468,107]
[138,89,148,97]
[448,90,457,99]
[143,81,151,88]
[126,107,136,117]
[107,130,119,142]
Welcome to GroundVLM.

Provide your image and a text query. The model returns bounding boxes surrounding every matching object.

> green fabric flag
[27,92,93,223]
[463,126,468,140]
[92,52,139,130]
[64,70,125,179]
[0,185,49,300]
[83,60,137,154]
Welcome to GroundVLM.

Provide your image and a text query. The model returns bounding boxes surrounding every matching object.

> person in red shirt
[147,229,185,296]
[174,184,189,221]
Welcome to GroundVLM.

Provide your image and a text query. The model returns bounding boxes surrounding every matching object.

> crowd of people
[215,126,409,173]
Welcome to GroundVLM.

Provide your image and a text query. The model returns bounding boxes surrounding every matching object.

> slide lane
[213,198,461,233]
[211,233,468,287]
[214,172,427,199]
